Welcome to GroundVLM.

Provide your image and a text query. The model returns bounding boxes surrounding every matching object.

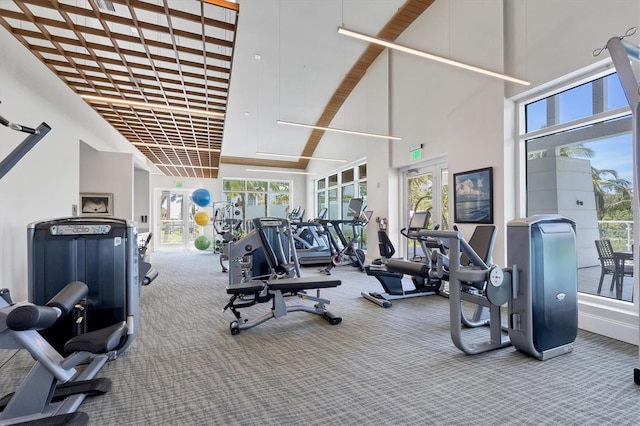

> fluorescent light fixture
[154,163,219,170]
[81,95,225,118]
[338,27,530,86]
[246,168,315,175]
[255,151,347,163]
[277,120,401,140]
[134,142,221,153]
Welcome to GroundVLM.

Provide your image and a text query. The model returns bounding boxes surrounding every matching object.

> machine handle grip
[6,305,59,331]
[46,281,88,317]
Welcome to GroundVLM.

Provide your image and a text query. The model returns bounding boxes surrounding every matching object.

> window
[521,71,634,304]
[222,178,292,220]
[314,161,369,250]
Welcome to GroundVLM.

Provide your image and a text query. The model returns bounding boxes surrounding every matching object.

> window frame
[513,59,638,344]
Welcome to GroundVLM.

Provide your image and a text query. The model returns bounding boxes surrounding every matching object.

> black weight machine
[0,282,127,425]
[0,108,127,424]
[600,31,640,384]
[421,215,577,359]
[224,217,342,335]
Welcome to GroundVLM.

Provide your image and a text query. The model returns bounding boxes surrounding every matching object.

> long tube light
[255,151,347,163]
[246,168,315,175]
[277,120,401,140]
[81,95,226,118]
[338,27,530,86]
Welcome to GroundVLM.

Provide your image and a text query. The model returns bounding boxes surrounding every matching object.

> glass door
[155,189,198,251]
[402,160,448,260]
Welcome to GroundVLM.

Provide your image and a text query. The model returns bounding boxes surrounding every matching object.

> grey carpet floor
[1,250,639,425]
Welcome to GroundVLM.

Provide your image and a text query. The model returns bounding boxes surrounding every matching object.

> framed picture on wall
[80,193,113,216]
[453,167,493,224]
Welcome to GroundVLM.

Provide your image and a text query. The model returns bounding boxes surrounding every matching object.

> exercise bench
[225,276,342,335]
[224,217,342,335]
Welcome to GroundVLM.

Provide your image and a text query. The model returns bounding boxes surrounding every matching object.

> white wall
[80,146,134,220]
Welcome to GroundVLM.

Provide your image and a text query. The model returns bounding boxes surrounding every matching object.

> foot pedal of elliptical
[0,378,112,411]
[11,411,90,425]
[51,378,112,401]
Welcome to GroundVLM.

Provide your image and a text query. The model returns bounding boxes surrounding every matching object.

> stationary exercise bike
[363,209,443,307]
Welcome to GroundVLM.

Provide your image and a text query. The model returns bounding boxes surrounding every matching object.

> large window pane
[558,82,593,124]
[269,192,289,218]
[342,168,354,183]
[525,117,633,302]
[341,184,355,218]
[246,192,266,219]
[223,180,246,191]
[359,163,367,180]
[605,74,627,111]
[223,178,292,220]
[317,191,326,216]
[328,188,338,219]
[441,168,449,229]
[247,180,267,192]
[525,98,547,132]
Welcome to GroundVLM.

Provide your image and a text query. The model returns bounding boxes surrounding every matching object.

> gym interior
[1,0,640,424]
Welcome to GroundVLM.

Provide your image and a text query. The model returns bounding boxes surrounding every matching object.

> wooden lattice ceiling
[0,0,239,178]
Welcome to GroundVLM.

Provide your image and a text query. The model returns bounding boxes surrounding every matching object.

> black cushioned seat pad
[267,277,341,291]
[64,321,128,354]
[226,282,266,294]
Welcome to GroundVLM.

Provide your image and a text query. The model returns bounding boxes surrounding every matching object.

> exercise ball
[194,211,210,226]
[194,235,211,250]
[192,188,211,207]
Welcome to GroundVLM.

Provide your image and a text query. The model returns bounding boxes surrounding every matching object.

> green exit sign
[410,148,422,161]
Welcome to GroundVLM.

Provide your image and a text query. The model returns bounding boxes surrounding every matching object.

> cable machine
[601,29,640,385]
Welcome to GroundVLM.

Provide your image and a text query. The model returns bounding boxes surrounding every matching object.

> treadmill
[294,208,334,266]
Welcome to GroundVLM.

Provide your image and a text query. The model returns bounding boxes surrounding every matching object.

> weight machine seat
[267,276,341,291]
[386,259,429,277]
[226,281,267,295]
[63,321,128,354]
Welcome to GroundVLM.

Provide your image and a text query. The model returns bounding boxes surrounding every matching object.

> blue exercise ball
[192,188,211,207]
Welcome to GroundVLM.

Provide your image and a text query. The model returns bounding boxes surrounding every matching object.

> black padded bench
[225,276,342,335]
[267,276,341,291]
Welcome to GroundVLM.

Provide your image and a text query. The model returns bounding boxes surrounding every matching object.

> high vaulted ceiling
[0,0,238,178]
[0,0,434,178]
